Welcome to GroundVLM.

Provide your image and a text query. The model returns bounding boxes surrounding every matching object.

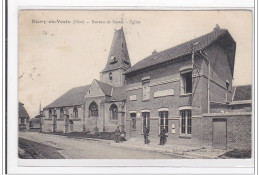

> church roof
[44,85,90,109]
[19,102,30,118]
[109,86,127,101]
[101,27,131,73]
[94,79,113,96]
[233,85,252,101]
[124,27,235,75]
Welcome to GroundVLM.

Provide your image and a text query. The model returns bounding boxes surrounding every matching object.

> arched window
[89,102,98,117]
[49,109,52,119]
[73,107,78,118]
[110,104,118,120]
[60,108,64,118]
[109,72,112,80]
[53,109,57,115]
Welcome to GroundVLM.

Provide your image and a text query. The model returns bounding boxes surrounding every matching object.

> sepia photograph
[18,10,253,160]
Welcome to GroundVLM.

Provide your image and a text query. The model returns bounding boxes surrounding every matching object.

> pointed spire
[101,27,131,73]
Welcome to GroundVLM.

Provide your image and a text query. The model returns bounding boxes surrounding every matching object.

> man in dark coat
[143,126,150,144]
[159,127,167,145]
[114,126,120,143]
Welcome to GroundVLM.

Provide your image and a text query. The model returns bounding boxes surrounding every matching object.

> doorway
[212,118,227,149]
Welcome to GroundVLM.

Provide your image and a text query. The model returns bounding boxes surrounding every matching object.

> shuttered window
[159,111,169,133]
[142,80,150,100]
[180,110,192,135]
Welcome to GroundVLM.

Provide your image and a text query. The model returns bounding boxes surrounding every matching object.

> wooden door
[213,119,227,149]
[130,113,137,137]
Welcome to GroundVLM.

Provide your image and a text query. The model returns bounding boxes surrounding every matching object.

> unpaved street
[19,132,181,159]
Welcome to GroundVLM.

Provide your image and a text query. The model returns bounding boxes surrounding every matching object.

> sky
[18,10,253,118]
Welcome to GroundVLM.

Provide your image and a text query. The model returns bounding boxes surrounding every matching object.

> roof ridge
[44,84,90,109]
[124,29,229,75]
[94,79,113,96]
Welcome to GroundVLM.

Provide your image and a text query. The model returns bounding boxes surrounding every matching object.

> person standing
[114,126,120,143]
[143,126,150,144]
[159,127,167,145]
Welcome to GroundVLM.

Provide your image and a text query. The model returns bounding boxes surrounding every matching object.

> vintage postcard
[18,10,253,162]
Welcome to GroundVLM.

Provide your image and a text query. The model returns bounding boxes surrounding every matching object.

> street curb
[110,143,221,159]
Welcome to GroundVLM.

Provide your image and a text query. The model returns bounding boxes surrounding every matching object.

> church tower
[100,27,131,87]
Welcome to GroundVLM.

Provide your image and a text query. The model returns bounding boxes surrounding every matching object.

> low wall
[43,118,83,133]
[202,112,252,150]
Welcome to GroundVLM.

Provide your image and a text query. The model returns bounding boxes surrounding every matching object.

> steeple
[101,27,131,73]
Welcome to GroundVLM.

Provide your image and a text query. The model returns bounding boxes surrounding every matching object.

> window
[159,111,169,133]
[110,104,118,120]
[130,113,136,130]
[53,109,57,115]
[89,102,98,117]
[180,71,192,94]
[21,118,25,124]
[73,107,78,118]
[60,108,64,118]
[49,109,52,119]
[109,72,113,80]
[180,110,192,135]
[142,112,150,131]
[142,80,150,100]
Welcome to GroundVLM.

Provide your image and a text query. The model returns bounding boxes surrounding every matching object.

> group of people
[114,126,168,145]
[143,127,168,145]
[114,127,126,143]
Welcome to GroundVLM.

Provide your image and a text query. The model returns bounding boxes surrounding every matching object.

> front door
[130,113,137,137]
[213,118,227,149]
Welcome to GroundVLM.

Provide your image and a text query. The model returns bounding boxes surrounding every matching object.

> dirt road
[19,132,181,159]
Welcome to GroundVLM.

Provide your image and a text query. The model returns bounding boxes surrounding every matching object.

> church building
[42,26,251,150]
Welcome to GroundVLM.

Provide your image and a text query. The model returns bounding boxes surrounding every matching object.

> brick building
[42,26,252,150]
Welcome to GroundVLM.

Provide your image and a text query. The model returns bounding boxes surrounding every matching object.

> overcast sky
[19,10,253,118]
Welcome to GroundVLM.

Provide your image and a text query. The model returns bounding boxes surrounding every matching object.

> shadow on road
[18,137,65,159]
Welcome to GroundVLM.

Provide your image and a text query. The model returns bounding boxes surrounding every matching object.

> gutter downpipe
[199,50,210,113]
[191,42,199,106]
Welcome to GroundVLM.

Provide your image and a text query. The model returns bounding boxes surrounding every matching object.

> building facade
[42,26,252,150]
[18,102,30,130]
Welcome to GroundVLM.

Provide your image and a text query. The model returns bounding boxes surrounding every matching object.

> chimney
[214,24,220,31]
[152,49,157,54]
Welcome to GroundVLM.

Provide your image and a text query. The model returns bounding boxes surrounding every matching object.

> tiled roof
[44,85,90,109]
[109,86,127,101]
[19,102,30,118]
[101,28,131,73]
[124,28,233,75]
[233,85,252,101]
[95,79,113,96]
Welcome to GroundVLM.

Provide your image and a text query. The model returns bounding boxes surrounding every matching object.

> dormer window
[110,56,117,64]
[109,72,113,80]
